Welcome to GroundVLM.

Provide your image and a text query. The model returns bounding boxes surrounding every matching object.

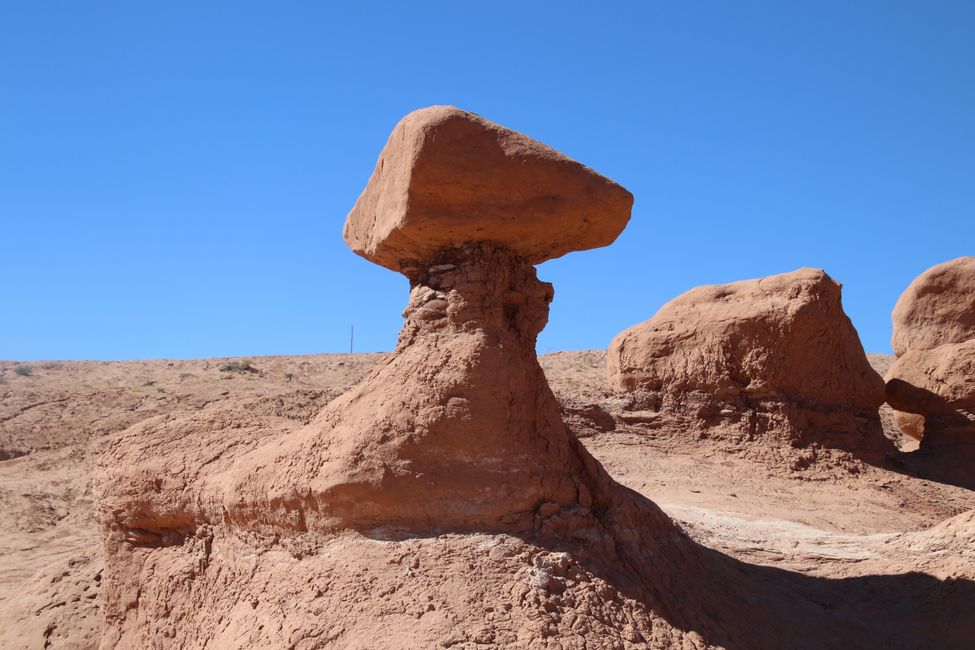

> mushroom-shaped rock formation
[213,106,632,535]
[608,268,890,462]
[891,256,975,356]
[93,107,716,647]
[885,257,975,452]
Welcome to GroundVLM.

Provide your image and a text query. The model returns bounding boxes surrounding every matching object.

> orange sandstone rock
[885,257,975,450]
[891,256,975,356]
[608,268,888,457]
[215,243,610,536]
[885,339,975,449]
[343,106,633,272]
[94,108,958,650]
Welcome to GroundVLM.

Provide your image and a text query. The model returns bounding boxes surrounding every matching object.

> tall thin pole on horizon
[349,325,354,354]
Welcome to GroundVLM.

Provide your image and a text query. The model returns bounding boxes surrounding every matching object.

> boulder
[343,106,633,272]
[608,268,888,456]
[891,256,975,356]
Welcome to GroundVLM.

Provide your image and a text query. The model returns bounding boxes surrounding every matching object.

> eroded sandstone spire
[211,107,635,535]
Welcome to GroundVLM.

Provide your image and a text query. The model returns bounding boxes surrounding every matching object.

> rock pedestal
[219,243,612,538]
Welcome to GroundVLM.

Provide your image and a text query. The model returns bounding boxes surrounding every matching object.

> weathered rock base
[614,388,892,472]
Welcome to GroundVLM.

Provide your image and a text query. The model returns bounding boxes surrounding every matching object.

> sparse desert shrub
[219,360,256,374]
[14,365,33,377]
[285,372,295,382]
[143,380,156,386]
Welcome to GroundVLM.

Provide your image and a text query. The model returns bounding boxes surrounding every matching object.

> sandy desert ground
[0,350,972,648]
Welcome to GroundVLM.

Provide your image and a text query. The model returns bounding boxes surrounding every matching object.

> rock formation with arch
[884,257,975,456]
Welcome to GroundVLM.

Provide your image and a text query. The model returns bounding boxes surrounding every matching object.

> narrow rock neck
[397,243,554,349]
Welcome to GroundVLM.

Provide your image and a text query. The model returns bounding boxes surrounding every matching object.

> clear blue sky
[2,2,973,360]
